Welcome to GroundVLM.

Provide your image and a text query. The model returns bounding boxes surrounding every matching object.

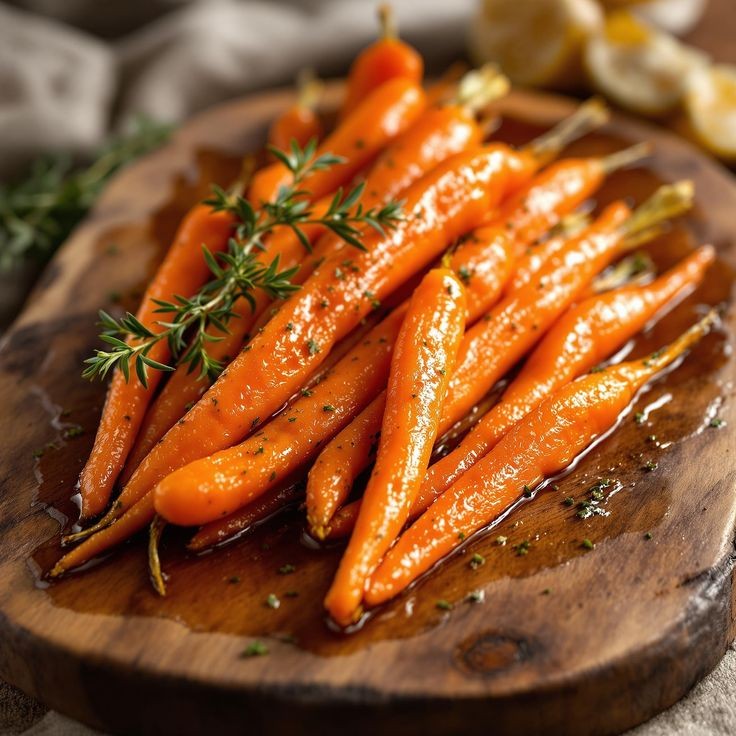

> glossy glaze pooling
[27,115,734,657]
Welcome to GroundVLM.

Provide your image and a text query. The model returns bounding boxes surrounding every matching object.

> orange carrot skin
[325,269,467,625]
[307,227,514,534]
[188,481,304,552]
[51,493,155,577]
[121,202,335,482]
[153,306,408,526]
[309,158,616,528]
[248,78,427,206]
[79,204,236,518]
[366,317,712,605]
[340,26,423,120]
[121,146,533,522]
[320,202,631,536]
[417,245,715,509]
[268,104,323,154]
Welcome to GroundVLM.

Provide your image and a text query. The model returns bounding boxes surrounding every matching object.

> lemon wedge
[584,10,708,116]
[635,0,707,36]
[685,64,736,162]
[468,0,603,89]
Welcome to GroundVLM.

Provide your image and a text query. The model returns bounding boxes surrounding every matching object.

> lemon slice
[584,11,708,116]
[635,0,707,36]
[468,0,603,89]
[685,64,736,162]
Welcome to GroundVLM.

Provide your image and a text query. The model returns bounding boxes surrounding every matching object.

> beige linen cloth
[0,1,733,734]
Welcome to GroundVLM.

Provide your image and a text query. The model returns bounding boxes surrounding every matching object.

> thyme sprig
[0,117,172,272]
[82,138,402,387]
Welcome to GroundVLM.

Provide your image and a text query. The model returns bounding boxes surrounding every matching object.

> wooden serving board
[1,86,735,736]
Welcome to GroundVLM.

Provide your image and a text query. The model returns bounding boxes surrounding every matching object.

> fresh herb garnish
[82,138,401,387]
[241,641,268,657]
[0,117,171,272]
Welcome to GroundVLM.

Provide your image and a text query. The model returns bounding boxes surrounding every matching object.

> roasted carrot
[120,69,509,478]
[77,203,236,519]
[153,306,408,527]
[50,144,535,573]
[416,244,715,511]
[325,268,467,626]
[366,311,718,606]
[319,182,694,537]
[119,205,334,484]
[268,70,324,154]
[339,4,423,121]
[188,481,304,552]
[309,147,648,536]
[248,77,426,206]
[191,207,517,549]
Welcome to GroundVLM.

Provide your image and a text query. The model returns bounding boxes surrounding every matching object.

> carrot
[192,204,518,549]
[121,69,510,479]
[366,311,718,606]
[148,146,531,498]
[188,481,304,552]
[310,147,648,536]
[416,244,715,511]
[77,203,236,519]
[153,306,408,527]
[248,77,426,206]
[339,4,423,121]
[50,144,535,573]
[321,182,694,537]
[268,70,324,154]
[324,268,467,626]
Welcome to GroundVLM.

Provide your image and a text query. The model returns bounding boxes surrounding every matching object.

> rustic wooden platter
[0,85,735,736]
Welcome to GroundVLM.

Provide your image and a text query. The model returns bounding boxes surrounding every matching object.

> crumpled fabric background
[0,1,734,734]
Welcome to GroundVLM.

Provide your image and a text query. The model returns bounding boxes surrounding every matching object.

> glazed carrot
[192,208,517,549]
[320,182,694,537]
[339,4,423,121]
[121,69,509,477]
[50,493,156,578]
[153,306,408,527]
[55,144,531,558]
[268,71,324,153]
[119,204,334,483]
[416,244,715,510]
[188,481,304,552]
[310,146,648,536]
[366,311,718,606]
[325,268,467,626]
[248,77,426,206]
[78,203,236,519]
[61,100,612,557]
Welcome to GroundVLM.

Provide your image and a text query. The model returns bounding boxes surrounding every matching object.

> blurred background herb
[0,117,171,273]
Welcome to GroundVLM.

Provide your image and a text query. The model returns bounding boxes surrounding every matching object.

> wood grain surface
[0,85,735,736]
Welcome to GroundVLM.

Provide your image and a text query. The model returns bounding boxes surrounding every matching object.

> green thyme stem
[82,138,402,387]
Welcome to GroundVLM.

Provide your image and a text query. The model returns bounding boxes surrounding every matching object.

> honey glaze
[29,117,735,655]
